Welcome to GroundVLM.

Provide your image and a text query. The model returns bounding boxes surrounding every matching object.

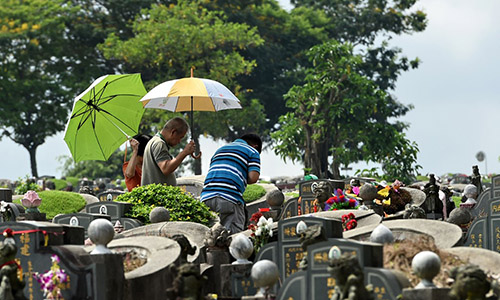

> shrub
[51,179,68,191]
[115,184,214,225]
[15,175,40,195]
[13,191,86,220]
[243,184,267,203]
[65,177,79,189]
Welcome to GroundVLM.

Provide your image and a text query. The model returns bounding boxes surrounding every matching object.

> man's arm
[157,141,195,176]
[248,170,260,184]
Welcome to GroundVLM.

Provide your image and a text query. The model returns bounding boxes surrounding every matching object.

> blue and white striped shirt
[200,139,260,204]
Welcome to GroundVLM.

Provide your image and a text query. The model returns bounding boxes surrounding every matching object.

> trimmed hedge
[13,191,87,220]
[243,184,267,203]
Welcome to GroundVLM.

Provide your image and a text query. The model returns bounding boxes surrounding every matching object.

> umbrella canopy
[64,74,147,162]
[140,77,242,112]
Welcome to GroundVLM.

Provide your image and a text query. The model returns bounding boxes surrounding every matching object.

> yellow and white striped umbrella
[140,77,242,112]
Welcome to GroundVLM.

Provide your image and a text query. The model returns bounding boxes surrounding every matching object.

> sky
[1,0,500,181]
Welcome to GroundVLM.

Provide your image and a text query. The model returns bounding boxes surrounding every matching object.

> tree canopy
[272,41,421,183]
[0,0,111,177]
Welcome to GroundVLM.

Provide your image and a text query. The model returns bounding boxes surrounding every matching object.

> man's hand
[182,140,196,156]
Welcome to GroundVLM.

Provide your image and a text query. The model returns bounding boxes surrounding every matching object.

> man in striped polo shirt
[201,133,262,234]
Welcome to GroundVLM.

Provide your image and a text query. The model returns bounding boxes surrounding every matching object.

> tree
[98,0,267,174]
[201,0,333,131]
[0,0,113,177]
[272,41,421,182]
[59,149,126,179]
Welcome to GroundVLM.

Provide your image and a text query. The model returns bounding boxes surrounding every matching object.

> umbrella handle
[191,152,202,159]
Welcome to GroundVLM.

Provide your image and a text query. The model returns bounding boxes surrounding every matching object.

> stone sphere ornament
[266,189,285,208]
[88,218,115,254]
[149,207,170,223]
[412,251,441,288]
[229,234,253,264]
[251,260,279,296]
[370,224,394,244]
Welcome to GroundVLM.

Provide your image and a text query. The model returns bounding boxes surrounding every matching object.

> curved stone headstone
[107,236,181,300]
[118,221,210,263]
[344,219,462,248]
[400,187,426,207]
[80,193,99,207]
[446,247,500,275]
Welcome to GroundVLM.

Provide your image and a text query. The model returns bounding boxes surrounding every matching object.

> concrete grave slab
[344,219,463,249]
[446,246,500,275]
[105,236,181,300]
[118,221,210,263]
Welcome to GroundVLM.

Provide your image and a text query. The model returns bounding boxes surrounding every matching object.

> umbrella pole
[190,96,194,139]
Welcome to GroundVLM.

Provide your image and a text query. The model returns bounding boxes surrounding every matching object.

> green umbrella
[64,74,147,162]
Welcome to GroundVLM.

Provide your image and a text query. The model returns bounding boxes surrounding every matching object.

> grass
[243,184,267,203]
[13,190,87,220]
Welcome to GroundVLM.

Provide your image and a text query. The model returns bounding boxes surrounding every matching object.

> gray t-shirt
[141,135,177,186]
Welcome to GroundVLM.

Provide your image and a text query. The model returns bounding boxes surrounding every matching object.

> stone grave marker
[0,188,12,202]
[280,179,345,219]
[274,216,342,279]
[96,190,124,202]
[464,174,500,252]
[276,240,409,300]
[0,221,124,300]
[53,212,110,237]
[86,201,142,231]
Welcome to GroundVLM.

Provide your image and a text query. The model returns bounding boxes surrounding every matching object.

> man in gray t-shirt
[141,117,199,186]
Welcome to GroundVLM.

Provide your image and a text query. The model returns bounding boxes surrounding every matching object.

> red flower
[327,197,335,205]
[332,196,339,203]
[250,212,263,223]
[248,224,256,231]
[346,219,357,230]
[348,212,355,219]
[339,195,345,202]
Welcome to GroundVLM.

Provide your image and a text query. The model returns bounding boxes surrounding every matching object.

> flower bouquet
[341,213,357,231]
[248,212,273,254]
[324,189,359,211]
[33,255,68,300]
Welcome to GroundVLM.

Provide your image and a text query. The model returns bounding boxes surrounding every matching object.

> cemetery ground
[0,172,499,299]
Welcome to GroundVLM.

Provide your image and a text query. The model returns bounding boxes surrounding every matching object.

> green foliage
[50,179,67,191]
[65,177,79,189]
[0,0,112,177]
[13,191,86,220]
[14,176,40,195]
[452,196,461,208]
[99,0,267,174]
[272,40,421,181]
[243,184,267,203]
[115,184,214,225]
[58,150,126,180]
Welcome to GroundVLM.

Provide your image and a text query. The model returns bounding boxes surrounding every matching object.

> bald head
[163,117,189,135]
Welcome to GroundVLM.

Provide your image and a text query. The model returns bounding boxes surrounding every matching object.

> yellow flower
[32,24,40,30]
[21,23,28,31]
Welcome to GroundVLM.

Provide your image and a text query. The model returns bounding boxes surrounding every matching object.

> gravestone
[0,188,12,202]
[276,240,410,300]
[177,175,205,198]
[280,180,345,219]
[86,201,142,231]
[464,174,500,252]
[257,216,343,280]
[53,212,110,238]
[0,221,124,300]
[96,190,124,202]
